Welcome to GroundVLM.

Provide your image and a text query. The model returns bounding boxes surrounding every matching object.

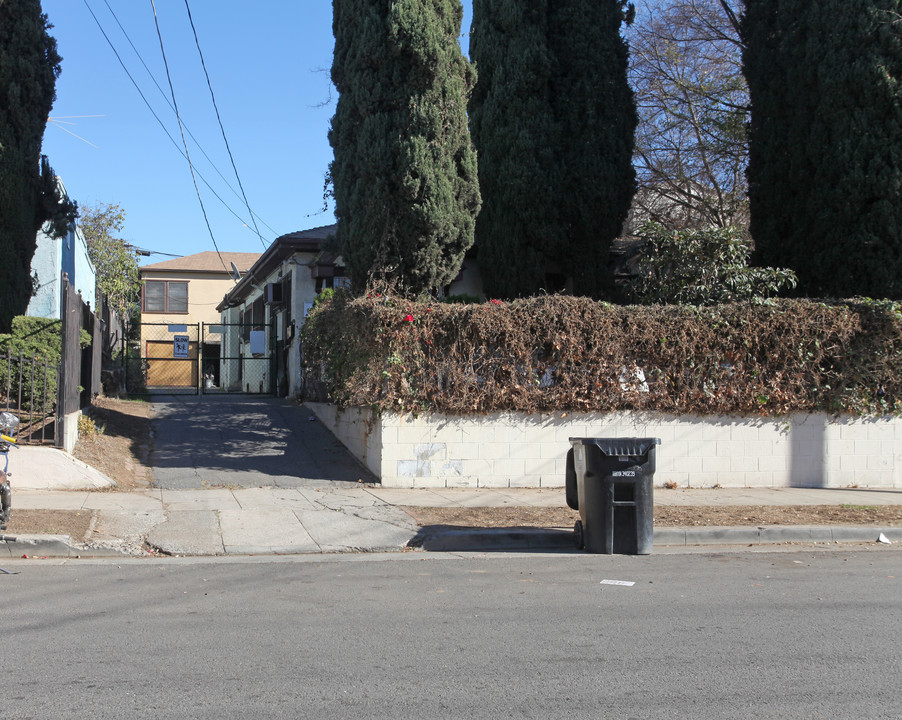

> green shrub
[78,413,102,438]
[437,293,482,305]
[0,316,62,410]
[626,224,798,305]
[312,288,336,309]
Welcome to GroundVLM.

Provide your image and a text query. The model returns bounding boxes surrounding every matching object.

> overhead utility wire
[48,115,103,148]
[81,0,273,242]
[149,0,227,272]
[183,0,266,249]
[100,0,278,238]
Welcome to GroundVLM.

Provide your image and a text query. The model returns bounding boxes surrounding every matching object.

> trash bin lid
[569,437,661,457]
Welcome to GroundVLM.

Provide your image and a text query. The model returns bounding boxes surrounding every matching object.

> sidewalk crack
[293,509,323,552]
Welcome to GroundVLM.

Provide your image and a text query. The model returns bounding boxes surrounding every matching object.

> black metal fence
[124,322,201,395]
[56,274,101,449]
[123,321,275,395]
[207,322,274,395]
[1,274,105,447]
[0,350,58,445]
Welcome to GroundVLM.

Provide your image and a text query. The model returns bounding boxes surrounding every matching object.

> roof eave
[216,235,324,312]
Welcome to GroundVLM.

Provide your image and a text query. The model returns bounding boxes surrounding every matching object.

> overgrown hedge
[299,293,902,417]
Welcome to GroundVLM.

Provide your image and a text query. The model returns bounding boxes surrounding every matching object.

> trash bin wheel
[573,520,584,550]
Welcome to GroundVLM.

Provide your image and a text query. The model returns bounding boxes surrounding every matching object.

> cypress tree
[329,0,481,295]
[548,0,637,298]
[0,0,65,330]
[468,0,558,298]
[469,0,636,299]
[744,0,902,299]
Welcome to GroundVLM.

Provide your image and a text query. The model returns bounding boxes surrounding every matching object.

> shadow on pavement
[409,524,577,552]
[149,395,376,489]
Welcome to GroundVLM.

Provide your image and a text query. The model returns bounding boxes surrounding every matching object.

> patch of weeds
[78,414,104,438]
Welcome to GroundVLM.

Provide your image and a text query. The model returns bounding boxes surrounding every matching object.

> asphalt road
[3,548,900,719]
[150,395,373,489]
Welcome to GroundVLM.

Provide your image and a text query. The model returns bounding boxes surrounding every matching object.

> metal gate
[202,321,274,395]
[124,322,274,396]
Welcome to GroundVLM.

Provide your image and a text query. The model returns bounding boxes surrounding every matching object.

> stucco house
[215,226,340,396]
[139,251,260,389]
[213,224,501,396]
[27,194,96,319]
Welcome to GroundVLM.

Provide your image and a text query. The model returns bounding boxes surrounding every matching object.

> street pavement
[151,394,373,488]
[5,553,900,719]
[2,394,900,558]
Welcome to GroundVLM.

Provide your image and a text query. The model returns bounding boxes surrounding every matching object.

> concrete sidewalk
[4,480,901,558]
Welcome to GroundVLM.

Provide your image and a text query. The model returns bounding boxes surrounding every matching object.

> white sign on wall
[173,335,190,358]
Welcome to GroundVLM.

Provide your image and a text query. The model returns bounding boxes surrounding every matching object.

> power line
[124,243,182,258]
[149,0,227,272]
[183,0,266,249]
[82,0,273,242]
[99,0,279,239]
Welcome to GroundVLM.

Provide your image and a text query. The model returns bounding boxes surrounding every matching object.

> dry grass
[403,504,902,529]
[72,396,154,491]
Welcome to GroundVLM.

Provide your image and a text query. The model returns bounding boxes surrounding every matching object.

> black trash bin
[567,437,660,555]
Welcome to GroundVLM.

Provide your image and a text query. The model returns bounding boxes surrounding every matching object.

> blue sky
[40,1,473,264]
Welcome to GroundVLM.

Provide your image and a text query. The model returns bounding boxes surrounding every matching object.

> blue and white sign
[173,335,190,358]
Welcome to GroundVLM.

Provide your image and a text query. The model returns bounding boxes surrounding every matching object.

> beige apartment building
[138,251,260,389]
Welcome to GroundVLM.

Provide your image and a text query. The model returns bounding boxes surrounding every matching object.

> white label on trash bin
[600,579,635,587]
[612,470,636,477]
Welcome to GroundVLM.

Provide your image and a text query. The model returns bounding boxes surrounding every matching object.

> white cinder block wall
[304,403,902,489]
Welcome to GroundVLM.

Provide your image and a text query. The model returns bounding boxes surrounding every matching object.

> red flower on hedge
[404,314,414,322]
[489,299,503,305]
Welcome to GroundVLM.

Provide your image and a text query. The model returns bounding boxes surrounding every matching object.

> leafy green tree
[743,0,902,299]
[0,0,76,331]
[469,0,637,299]
[79,203,141,318]
[626,223,797,305]
[329,0,481,295]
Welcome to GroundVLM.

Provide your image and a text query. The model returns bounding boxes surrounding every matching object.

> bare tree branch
[626,0,748,231]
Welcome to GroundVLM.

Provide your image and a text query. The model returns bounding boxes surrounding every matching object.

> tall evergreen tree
[0,0,73,331]
[469,0,637,299]
[548,0,637,298]
[744,0,902,299]
[468,0,558,298]
[329,0,481,295]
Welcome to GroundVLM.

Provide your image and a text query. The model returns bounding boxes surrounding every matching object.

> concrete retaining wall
[304,403,902,489]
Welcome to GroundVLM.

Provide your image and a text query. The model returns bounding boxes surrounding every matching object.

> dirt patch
[403,504,902,529]
[653,504,902,527]
[4,509,93,539]
[72,397,154,491]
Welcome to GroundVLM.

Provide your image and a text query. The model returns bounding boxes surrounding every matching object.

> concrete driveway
[149,395,374,489]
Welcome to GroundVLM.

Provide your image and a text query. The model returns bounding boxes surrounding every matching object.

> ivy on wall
[300,293,902,417]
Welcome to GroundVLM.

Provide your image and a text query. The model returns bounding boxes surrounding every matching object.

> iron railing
[0,350,58,445]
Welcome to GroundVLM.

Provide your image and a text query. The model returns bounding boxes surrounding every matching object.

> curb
[1,534,128,559]
[4,525,899,558]
[412,525,901,552]
[410,527,576,552]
